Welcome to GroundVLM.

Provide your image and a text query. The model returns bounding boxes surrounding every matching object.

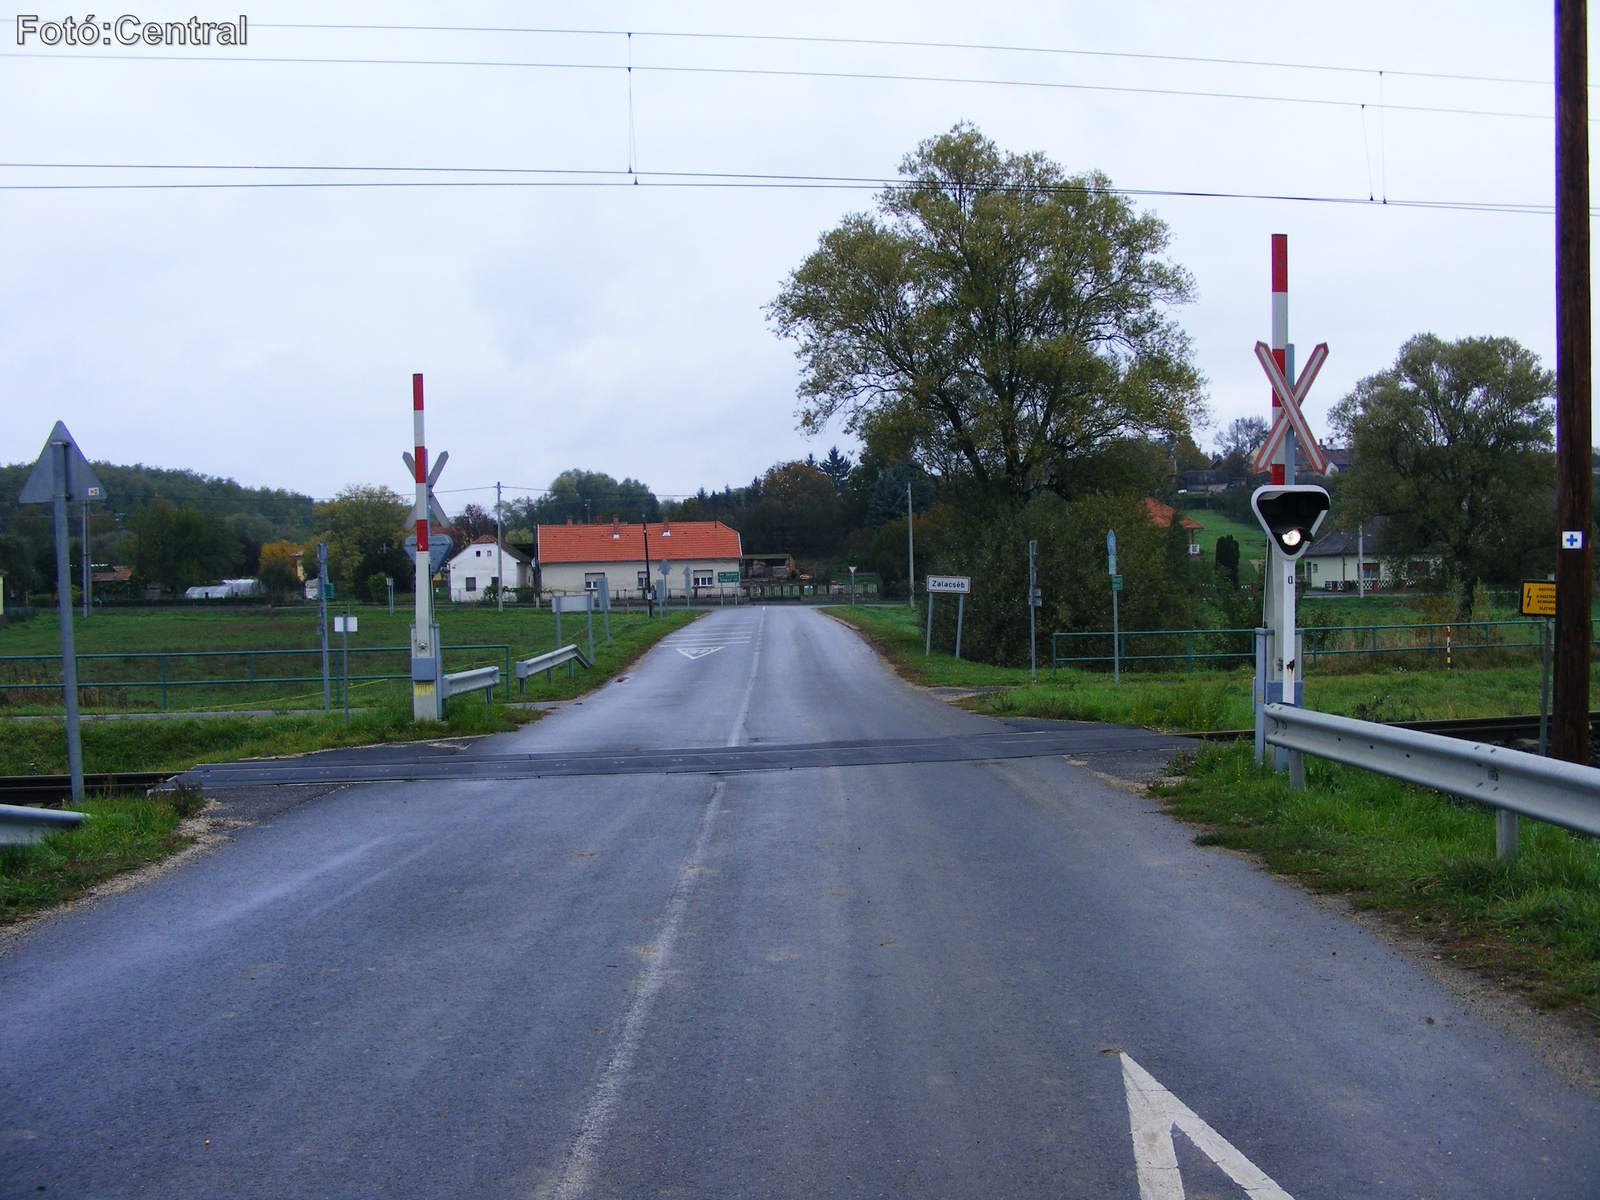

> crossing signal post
[1252,485,1330,785]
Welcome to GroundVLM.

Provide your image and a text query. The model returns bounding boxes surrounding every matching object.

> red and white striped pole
[411,373,441,719]
[1270,234,1288,486]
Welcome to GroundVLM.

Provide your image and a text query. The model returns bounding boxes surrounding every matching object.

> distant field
[0,603,697,714]
[1184,507,1268,559]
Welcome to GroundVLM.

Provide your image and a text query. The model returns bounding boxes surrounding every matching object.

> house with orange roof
[1142,498,1204,555]
[537,519,743,600]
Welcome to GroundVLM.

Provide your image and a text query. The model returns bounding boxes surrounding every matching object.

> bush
[923,493,1198,667]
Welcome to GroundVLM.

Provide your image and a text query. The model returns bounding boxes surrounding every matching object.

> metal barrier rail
[0,802,87,845]
[1261,702,1600,857]
[0,644,515,707]
[515,645,593,691]
[1051,619,1579,676]
[442,666,501,704]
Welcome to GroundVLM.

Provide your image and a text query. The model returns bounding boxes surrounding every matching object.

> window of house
[637,572,649,590]
[693,570,713,588]
[585,573,606,592]
[489,576,498,589]
[465,577,477,592]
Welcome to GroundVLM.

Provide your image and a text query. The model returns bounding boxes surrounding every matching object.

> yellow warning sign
[1521,580,1556,616]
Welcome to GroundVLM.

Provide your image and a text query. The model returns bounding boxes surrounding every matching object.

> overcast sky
[0,1,1576,512]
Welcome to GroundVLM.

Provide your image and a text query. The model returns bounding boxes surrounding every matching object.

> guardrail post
[1496,809,1519,862]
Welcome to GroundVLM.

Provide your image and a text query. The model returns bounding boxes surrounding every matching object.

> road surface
[2,606,1597,1198]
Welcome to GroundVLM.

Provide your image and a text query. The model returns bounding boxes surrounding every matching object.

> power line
[249,22,1558,89]
[0,51,1555,123]
[0,166,1561,215]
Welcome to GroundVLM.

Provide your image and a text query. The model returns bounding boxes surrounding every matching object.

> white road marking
[547,783,724,1200]
[1121,1053,1294,1200]
[674,647,723,660]
[726,608,765,747]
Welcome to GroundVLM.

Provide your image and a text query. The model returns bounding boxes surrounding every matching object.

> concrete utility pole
[1554,0,1593,764]
[318,541,330,712]
[906,480,915,608]
[495,481,504,615]
[641,521,654,617]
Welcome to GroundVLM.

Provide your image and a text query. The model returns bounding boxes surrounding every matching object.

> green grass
[0,786,208,925]
[1184,508,1268,559]
[830,603,1579,731]
[0,611,697,775]
[1159,743,1600,1019]
[0,604,693,714]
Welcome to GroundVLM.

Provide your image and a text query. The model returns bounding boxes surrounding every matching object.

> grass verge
[1157,742,1600,1021]
[829,604,1585,731]
[1,787,208,926]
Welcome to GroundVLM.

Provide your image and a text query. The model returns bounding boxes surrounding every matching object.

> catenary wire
[249,22,1559,89]
[0,51,1557,123]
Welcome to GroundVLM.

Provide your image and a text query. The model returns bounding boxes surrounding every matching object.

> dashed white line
[547,783,724,1200]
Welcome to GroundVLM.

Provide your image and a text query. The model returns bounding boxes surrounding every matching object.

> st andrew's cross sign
[1251,340,1330,476]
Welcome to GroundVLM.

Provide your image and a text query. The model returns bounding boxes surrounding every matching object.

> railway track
[0,712,1589,808]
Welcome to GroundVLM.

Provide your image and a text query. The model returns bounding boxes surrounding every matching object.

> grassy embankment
[0,607,697,775]
[1,788,209,925]
[831,602,1600,1023]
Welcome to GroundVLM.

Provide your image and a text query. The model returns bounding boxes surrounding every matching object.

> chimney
[612,517,621,540]
[566,516,573,525]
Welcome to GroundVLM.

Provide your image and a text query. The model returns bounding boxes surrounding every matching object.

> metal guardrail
[1261,702,1600,857]
[514,645,593,691]
[442,666,501,704]
[0,771,172,806]
[0,802,88,845]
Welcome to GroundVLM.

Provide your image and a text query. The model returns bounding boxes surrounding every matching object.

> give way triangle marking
[675,647,724,660]
[1121,1053,1294,1200]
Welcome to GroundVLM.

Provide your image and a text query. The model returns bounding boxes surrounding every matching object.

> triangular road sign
[18,422,103,504]
[1120,1053,1294,1199]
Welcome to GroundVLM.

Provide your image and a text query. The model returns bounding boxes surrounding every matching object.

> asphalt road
[3,606,1598,1198]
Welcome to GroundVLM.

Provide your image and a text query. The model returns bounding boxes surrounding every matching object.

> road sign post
[924,575,971,657]
[849,564,857,606]
[18,422,102,807]
[598,576,612,643]
[1523,580,1557,761]
[334,612,358,724]
[1108,531,1120,684]
[1028,555,1041,675]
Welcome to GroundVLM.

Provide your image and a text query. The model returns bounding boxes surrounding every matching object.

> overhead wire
[247,22,1558,89]
[0,50,1557,123]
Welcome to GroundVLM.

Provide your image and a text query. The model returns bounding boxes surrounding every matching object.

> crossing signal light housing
[1251,485,1330,560]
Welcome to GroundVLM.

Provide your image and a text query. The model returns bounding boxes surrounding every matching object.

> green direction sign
[1111,575,1123,592]
[717,571,740,583]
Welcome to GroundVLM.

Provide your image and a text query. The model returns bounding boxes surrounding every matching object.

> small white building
[447,536,534,602]
[537,519,743,600]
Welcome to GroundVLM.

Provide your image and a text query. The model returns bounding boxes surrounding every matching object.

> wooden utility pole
[1554,0,1593,764]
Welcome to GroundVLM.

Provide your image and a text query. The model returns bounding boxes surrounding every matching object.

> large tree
[770,125,1204,502]
[316,485,409,597]
[1329,334,1555,611]
[131,501,240,593]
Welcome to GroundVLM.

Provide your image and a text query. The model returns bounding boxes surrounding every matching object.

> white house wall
[539,559,741,599]
[448,545,533,602]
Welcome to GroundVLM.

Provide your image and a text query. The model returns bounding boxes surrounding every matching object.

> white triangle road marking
[1121,1053,1294,1200]
[675,647,724,660]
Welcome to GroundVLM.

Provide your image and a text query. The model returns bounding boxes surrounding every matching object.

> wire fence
[0,644,514,710]
[1051,619,1571,676]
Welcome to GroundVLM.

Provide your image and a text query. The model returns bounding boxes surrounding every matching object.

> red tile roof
[1143,498,1203,531]
[537,521,742,564]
